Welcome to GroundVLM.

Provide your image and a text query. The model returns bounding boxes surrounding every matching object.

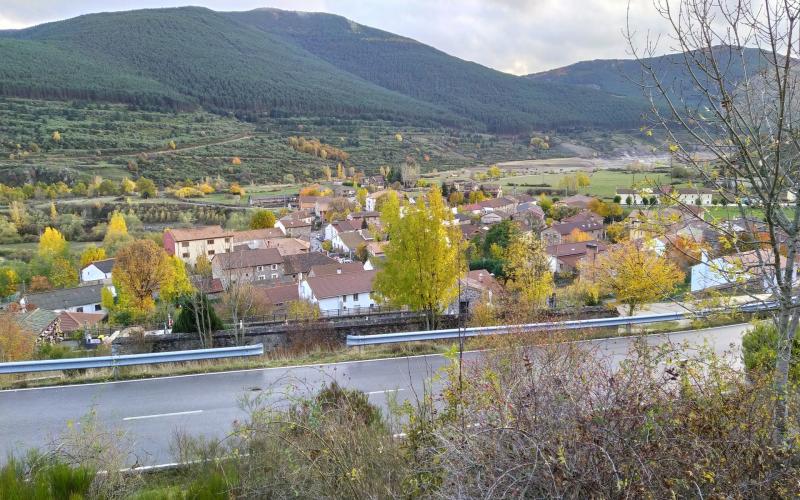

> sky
[0,0,671,75]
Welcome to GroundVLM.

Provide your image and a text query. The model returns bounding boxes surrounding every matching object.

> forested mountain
[527,46,770,106]
[225,8,650,132]
[0,6,652,133]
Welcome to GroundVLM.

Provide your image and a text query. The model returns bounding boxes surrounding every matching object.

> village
[1,161,789,353]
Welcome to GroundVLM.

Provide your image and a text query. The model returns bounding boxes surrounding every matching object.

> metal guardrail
[0,344,264,375]
[346,302,777,347]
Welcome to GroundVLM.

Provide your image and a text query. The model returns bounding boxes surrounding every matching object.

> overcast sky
[0,0,671,74]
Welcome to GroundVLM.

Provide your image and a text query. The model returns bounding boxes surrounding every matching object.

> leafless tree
[627,0,800,443]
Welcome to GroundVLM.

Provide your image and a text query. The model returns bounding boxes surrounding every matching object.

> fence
[0,344,264,375]
[346,302,776,347]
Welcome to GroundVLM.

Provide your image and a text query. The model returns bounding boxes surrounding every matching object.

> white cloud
[0,0,672,73]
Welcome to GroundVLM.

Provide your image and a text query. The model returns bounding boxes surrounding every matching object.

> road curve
[0,323,749,466]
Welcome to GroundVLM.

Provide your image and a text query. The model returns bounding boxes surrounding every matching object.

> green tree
[136,177,157,199]
[374,187,465,329]
[50,257,78,288]
[249,209,276,229]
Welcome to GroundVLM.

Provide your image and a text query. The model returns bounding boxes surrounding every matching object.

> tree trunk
[773,310,799,445]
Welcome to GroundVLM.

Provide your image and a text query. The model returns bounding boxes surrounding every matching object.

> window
[207,239,215,244]
[208,250,215,256]
[181,242,189,247]
[271,264,278,270]
[182,253,189,258]
[94,304,102,311]
[352,293,359,301]
[256,266,264,272]
[258,275,266,281]
[271,273,278,279]
[224,238,230,243]
[76,307,84,312]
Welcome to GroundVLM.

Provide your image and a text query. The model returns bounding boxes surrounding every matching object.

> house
[480,212,503,225]
[365,190,393,212]
[616,186,715,206]
[331,229,373,255]
[21,283,110,313]
[211,248,284,286]
[557,194,596,210]
[323,219,363,242]
[367,175,386,188]
[275,218,313,240]
[480,183,503,198]
[348,211,381,225]
[80,258,115,283]
[541,218,605,246]
[58,311,106,334]
[546,241,607,274]
[479,196,517,214]
[516,202,545,220]
[15,308,60,341]
[254,283,300,309]
[232,228,285,250]
[282,252,338,282]
[626,206,706,241]
[562,210,603,225]
[264,237,310,256]
[299,270,378,312]
[298,195,333,218]
[248,194,297,208]
[164,225,232,266]
[690,249,793,292]
[447,269,504,315]
[366,241,388,258]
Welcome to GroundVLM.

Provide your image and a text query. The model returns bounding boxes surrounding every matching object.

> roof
[309,262,365,277]
[305,270,377,299]
[255,283,300,306]
[337,230,371,250]
[83,258,115,274]
[299,195,332,206]
[461,270,503,294]
[232,228,284,242]
[283,252,338,275]
[366,241,388,256]
[212,248,283,270]
[24,284,106,311]
[546,240,608,258]
[331,219,363,233]
[167,225,230,242]
[279,219,312,229]
[558,194,596,207]
[58,311,105,332]
[546,218,604,236]
[264,238,310,256]
[562,210,602,224]
[16,309,58,333]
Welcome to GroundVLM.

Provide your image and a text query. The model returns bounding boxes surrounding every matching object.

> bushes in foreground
[3,338,800,498]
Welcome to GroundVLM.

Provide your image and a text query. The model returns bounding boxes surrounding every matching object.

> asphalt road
[0,323,749,466]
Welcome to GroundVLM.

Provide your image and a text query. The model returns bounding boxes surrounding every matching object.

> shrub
[742,321,800,383]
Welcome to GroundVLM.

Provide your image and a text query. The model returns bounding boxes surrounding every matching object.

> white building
[80,258,115,283]
[298,270,377,312]
[690,250,791,292]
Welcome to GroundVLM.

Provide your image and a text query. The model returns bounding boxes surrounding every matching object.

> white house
[21,283,114,313]
[80,258,115,283]
[690,250,791,292]
[331,229,372,254]
[298,270,377,312]
[323,219,362,242]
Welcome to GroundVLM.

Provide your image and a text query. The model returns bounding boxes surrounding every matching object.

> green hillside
[226,8,650,132]
[1,7,457,124]
[0,7,652,133]
[526,46,769,105]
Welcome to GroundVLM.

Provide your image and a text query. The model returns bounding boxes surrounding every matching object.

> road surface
[0,323,748,466]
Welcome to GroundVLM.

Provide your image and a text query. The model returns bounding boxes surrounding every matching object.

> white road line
[367,388,405,395]
[123,410,203,421]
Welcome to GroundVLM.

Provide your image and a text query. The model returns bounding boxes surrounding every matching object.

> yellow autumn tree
[160,255,194,303]
[487,165,502,178]
[374,187,465,329]
[504,234,553,310]
[567,228,593,243]
[80,245,107,268]
[231,156,242,165]
[38,227,68,259]
[112,240,169,313]
[120,177,136,194]
[51,131,61,142]
[584,240,684,316]
[103,211,133,255]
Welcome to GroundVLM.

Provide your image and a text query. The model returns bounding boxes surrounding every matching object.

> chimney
[337,267,342,274]
[478,272,483,282]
